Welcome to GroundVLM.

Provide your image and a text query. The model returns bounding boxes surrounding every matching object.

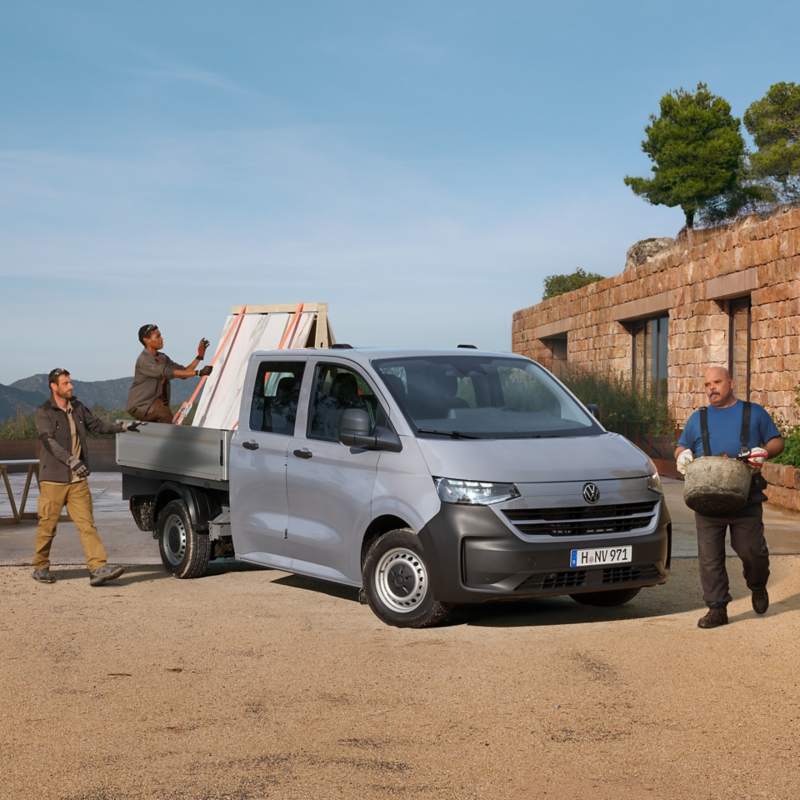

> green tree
[696,156,776,226]
[625,83,745,228]
[744,82,800,203]
[0,407,39,439]
[543,268,604,300]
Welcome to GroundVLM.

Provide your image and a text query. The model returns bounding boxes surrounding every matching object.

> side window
[308,363,379,442]
[248,361,306,434]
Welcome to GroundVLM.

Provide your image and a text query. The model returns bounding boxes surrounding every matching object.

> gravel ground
[3,555,800,800]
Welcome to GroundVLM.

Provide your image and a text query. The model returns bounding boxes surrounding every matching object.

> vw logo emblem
[583,483,600,504]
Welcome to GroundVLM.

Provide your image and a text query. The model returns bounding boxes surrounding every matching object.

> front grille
[602,564,661,584]
[504,502,657,537]
[518,570,587,591]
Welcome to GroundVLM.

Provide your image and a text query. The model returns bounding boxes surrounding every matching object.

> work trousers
[695,505,769,606]
[33,480,107,572]
[131,399,173,424]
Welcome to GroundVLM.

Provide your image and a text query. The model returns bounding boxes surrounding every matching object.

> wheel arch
[154,482,219,533]
[361,514,412,568]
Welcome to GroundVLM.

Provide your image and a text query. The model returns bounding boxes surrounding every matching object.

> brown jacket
[35,397,124,483]
[126,349,185,415]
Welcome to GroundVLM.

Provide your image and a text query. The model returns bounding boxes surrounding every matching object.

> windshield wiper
[415,428,481,440]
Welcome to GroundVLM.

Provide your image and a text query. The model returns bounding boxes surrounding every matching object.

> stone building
[512,207,800,427]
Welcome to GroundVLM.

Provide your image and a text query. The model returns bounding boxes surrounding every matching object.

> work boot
[751,587,769,615]
[698,604,728,629]
[89,565,125,587]
[32,568,56,584]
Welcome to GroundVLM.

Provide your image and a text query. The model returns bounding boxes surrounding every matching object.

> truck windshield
[373,355,602,439]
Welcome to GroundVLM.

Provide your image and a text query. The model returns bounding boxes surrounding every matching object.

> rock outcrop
[624,237,675,270]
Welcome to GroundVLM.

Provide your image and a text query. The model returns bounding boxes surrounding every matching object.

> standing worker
[33,368,145,586]
[126,324,213,424]
[675,366,784,628]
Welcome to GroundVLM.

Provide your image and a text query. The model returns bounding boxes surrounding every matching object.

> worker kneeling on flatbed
[126,324,213,424]
[675,367,784,629]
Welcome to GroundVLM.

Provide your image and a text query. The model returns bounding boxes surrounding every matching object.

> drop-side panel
[116,424,231,482]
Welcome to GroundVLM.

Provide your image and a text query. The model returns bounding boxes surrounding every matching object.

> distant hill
[0,384,52,426]
[2,374,203,424]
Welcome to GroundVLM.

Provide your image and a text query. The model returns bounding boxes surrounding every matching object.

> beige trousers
[33,480,107,572]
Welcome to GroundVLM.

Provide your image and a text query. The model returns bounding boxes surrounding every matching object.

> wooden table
[0,459,41,525]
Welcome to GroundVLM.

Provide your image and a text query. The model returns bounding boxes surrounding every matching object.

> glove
[746,447,769,468]
[676,450,694,475]
[67,456,90,479]
[198,338,210,360]
[122,421,146,432]
[198,365,213,377]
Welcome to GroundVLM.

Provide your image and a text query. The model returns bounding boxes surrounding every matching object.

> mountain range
[1,374,204,424]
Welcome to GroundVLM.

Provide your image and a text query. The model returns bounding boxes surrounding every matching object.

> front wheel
[362,529,450,628]
[570,587,641,607]
[157,499,211,579]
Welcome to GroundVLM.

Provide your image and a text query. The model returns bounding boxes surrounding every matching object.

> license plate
[570,546,632,568]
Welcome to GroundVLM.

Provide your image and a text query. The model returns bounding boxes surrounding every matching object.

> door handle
[293,448,313,459]
[242,441,259,451]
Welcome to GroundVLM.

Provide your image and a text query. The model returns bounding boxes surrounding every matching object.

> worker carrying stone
[126,324,213,424]
[675,366,784,629]
[33,368,144,586]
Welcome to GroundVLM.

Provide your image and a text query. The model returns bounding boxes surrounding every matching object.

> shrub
[559,368,674,435]
[772,433,800,468]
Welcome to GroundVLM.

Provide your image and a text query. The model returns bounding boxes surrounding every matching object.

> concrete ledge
[612,290,674,322]
[535,319,572,339]
[706,267,758,300]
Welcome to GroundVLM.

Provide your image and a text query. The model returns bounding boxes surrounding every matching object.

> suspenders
[698,401,751,457]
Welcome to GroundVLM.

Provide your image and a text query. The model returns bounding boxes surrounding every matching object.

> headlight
[647,472,663,495]
[434,477,521,505]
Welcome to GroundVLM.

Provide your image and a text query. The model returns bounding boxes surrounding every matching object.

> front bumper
[417,500,671,605]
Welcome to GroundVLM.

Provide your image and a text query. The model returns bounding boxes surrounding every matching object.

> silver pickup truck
[118,347,671,627]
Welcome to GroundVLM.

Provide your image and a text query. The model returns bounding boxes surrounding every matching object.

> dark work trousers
[695,505,770,606]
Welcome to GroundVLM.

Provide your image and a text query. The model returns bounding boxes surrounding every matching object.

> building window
[729,296,751,400]
[632,315,668,398]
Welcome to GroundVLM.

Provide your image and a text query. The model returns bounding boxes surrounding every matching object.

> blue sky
[2,1,798,384]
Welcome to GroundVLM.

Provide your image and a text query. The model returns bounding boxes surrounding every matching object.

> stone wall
[513,207,800,427]
[763,463,800,513]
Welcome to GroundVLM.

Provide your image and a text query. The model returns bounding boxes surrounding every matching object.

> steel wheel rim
[374,547,428,613]
[164,513,187,566]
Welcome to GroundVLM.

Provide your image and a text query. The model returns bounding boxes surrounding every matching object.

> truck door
[286,361,382,584]
[229,359,306,567]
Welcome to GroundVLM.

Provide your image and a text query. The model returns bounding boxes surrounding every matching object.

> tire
[157,499,211,579]
[362,529,450,628]
[570,587,642,607]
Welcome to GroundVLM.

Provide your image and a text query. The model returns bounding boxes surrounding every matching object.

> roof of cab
[249,347,531,363]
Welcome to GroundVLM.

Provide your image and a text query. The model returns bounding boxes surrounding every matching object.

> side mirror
[586,403,600,420]
[338,408,402,452]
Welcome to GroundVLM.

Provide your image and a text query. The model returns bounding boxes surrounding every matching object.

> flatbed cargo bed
[116,423,232,486]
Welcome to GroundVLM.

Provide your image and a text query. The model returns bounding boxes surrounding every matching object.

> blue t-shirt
[678,399,781,458]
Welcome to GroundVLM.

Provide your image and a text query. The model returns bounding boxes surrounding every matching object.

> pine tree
[625,83,745,228]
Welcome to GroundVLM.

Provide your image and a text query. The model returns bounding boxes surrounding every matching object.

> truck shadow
[273,573,361,602]
[269,558,800,628]
[453,589,800,627]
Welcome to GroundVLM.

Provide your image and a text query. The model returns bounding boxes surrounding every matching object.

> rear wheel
[362,529,450,628]
[570,587,641,607]
[157,499,211,579]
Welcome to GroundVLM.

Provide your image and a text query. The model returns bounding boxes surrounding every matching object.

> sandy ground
[2,556,800,800]
[2,474,800,799]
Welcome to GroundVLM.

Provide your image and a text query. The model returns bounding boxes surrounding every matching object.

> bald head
[704,366,736,408]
